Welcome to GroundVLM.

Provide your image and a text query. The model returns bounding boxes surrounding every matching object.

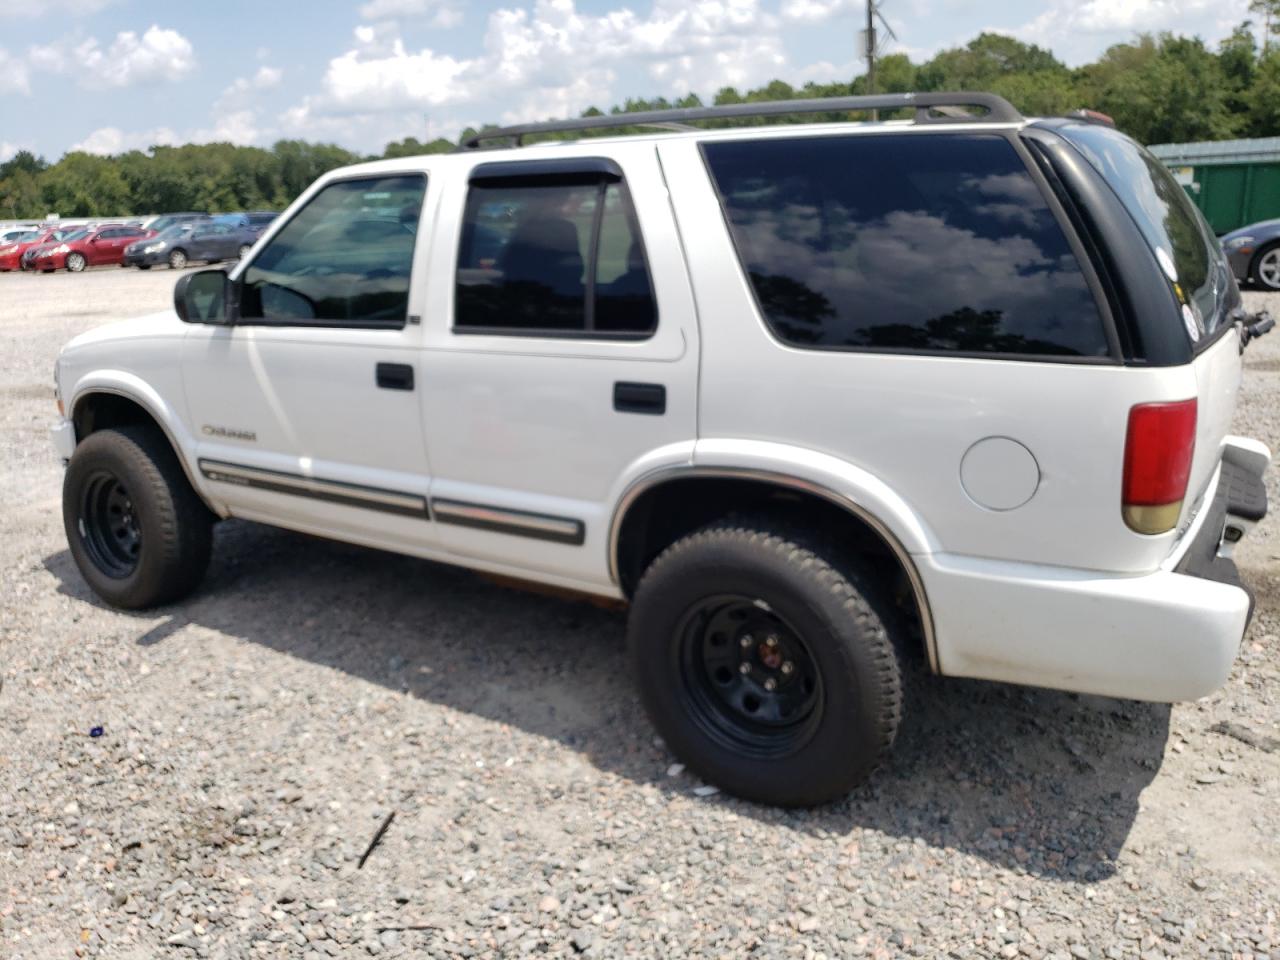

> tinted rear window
[1057,123,1229,342]
[702,133,1109,357]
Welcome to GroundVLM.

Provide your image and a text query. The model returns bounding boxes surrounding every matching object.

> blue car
[1221,219,1280,291]
[122,221,261,270]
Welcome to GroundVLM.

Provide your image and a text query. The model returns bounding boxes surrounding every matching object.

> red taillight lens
[1122,399,1197,534]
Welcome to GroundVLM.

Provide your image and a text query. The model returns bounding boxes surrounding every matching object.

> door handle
[376,362,414,391]
[613,381,665,415]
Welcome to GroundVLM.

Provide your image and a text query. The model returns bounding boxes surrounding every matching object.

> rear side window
[240,175,424,328]
[1057,123,1229,342]
[455,173,656,336]
[702,133,1110,358]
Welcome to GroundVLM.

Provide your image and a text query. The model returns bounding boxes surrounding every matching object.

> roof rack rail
[457,92,1022,150]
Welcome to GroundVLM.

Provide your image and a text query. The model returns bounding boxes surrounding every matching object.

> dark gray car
[1221,219,1280,291]
[123,222,259,270]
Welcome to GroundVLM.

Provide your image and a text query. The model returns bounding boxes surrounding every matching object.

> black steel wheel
[78,470,143,578]
[677,594,823,759]
[628,519,903,806]
[64,425,213,609]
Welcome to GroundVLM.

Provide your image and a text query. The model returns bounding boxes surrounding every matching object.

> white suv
[51,94,1273,806]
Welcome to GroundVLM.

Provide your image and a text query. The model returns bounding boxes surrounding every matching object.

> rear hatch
[1055,122,1245,527]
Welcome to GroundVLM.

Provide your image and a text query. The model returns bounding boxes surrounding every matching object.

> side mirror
[174,268,234,325]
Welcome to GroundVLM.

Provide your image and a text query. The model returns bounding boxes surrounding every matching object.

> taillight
[1122,399,1197,535]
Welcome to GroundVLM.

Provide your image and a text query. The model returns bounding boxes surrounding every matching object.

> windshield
[1059,123,1231,343]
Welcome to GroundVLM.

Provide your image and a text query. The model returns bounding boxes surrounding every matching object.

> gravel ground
[1,266,1278,960]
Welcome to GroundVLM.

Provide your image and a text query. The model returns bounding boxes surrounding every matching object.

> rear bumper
[923,437,1269,702]
[123,251,165,266]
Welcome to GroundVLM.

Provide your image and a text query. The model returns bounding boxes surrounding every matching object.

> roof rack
[457,92,1022,150]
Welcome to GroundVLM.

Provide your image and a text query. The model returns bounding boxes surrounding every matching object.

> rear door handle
[376,362,414,391]
[613,381,665,415]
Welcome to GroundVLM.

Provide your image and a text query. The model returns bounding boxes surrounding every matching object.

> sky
[0,0,1255,162]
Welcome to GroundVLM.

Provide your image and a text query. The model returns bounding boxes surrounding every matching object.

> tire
[66,252,86,273]
[237,244,251,259]
[168,249,188,270]
[63,426,213,609]
[138,264,152,271]
[1252,243,1280,291]
[627,519,903,807]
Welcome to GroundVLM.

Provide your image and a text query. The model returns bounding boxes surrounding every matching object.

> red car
[29,224,153,273]
[0,227,77,271]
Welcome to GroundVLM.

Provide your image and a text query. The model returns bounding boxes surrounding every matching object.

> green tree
[1078,34,1238,142]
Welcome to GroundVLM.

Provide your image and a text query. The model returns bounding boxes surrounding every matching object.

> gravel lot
[1,266,1278,960]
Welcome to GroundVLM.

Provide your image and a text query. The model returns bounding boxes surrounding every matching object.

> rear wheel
[628,519,903,806]
[1252,244,1280,291]
[63,426,213,609]
[168,249,188,270]
[66,252,86,273]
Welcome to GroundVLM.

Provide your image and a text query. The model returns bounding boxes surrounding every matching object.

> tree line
[3,24,1278,221]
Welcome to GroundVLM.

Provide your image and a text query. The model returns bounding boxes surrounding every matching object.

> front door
[181,172,437,552]
[418,144,699,592]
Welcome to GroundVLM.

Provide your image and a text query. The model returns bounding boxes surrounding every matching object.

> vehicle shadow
[43,518,1173,883]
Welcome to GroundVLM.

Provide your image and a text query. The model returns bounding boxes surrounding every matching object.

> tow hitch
[1238,309,1275,351]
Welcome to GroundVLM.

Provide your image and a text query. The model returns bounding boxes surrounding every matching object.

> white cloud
[0,48,30,95]
[780,0,856,23]
[29,25,195,89]
[359,0,463,28]
[283,0,788,135]
[1005,0,1243,63]
[71,126,179,155]
[1,142,24,163]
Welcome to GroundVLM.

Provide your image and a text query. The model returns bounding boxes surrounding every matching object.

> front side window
[240,175,425,327]
[702,133,1110,358]
[455,173,656,335]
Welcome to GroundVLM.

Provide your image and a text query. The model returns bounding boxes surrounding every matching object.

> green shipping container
[1148,137,1280,235]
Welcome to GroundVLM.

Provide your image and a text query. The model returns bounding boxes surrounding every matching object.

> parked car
[142,213,209,235]
[31,224,152,272]
[1221,219,1280,291]
[0,227,77,271]
[123,221,258,270]
[0,227,39,245]
[50,93,1273,807]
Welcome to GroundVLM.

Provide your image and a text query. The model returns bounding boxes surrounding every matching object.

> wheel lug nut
[738,662,751,675]
[780,661,794,675]
[739,634,753,649]
[765,635,779,648]
[763,678,777,692]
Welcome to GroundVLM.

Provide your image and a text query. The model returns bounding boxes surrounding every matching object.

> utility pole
[866,0,877,120]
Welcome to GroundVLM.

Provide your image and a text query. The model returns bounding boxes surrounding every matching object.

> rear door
[417,144,699,590]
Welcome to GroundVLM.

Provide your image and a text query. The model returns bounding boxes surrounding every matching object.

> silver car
[1221,219,1280,291]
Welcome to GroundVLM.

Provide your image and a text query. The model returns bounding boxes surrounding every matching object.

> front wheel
[627,520,903,807]
[168,249,188,270]
[66,252,86,273]
[1252,244,1280,291]
[63,426,213,609]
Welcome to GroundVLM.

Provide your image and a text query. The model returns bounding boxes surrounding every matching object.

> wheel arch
[69,384,214,513]
[609,466,938,671]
